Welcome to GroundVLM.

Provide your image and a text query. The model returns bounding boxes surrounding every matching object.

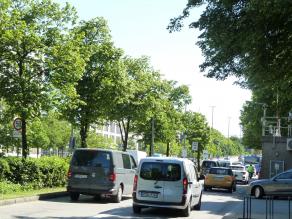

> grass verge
[0,187,66,200]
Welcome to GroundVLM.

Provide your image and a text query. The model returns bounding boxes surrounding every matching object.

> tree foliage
[0,0,85,158]
[168,0,292,147]
[62,17,125,148]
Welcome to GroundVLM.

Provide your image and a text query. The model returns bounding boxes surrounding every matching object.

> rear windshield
[202,161,217,168]
[71,150,111,168]
[209,168,233,176]
[140,162,181,181]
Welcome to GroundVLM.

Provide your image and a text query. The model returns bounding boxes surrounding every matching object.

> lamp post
[228,117,231,138]
[210,106,216,129]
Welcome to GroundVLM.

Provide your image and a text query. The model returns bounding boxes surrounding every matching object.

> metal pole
[150,117,154,156]
[210,106,215,129]
[228,117,231,138]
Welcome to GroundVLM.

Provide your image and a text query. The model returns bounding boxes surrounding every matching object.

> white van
[132,157,202,217]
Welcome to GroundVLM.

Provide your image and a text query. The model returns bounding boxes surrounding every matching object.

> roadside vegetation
[0,156,68,199]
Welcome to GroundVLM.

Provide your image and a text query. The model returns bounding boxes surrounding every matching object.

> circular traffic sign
[13,118,22,130]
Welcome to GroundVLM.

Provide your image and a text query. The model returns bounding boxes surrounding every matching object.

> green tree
[183,112,210,171]
[0,0,85,158]
[168,0,292,146]
[135,83,191,156]
[64,17,125,148]
[109,56,163,151]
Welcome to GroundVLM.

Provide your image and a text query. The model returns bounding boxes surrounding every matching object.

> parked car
[132,157,202,217]
[218,159,232,168]
[229,165,249,184]
[200,160,219,179]
[249,169,292,199]
[67,148,137,202]
[204,167,236,193]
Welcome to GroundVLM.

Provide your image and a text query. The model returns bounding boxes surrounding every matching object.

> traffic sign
[192,142,198,151]
[12,129,21,138]
[13,118,22,130]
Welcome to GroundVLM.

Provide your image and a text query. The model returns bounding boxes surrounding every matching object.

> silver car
[249,169,292,199]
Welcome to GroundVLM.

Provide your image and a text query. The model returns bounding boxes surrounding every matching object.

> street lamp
[210,106,216,129]
[228,117,231,138]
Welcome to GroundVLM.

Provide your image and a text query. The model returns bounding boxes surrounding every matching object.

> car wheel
[228,187,233,193]
[204,185,208,191]
[112,186,123,203]
[133,205,141,214]
[254,186,264,199]
[193,192,202,210]
[233,183,236,192]
[182,200,191,217]
[94,194,102,201]
[69,192,80,201]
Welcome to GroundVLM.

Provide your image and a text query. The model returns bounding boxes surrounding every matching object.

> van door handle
[154,185,162,189]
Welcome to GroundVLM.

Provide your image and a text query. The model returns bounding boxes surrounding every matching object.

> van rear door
[70,150,113,190]
[137,162,164,202]
[162,163,183,203]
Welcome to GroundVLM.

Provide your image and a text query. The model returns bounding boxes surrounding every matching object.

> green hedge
[0,156,69,189]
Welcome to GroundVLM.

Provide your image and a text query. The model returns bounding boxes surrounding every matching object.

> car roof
[140,157,191,164]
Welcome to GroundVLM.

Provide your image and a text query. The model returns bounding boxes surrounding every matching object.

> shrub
[0,159,10,181]
[2,156,69,189]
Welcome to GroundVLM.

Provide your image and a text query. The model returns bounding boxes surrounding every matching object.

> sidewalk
[0,191,68,206]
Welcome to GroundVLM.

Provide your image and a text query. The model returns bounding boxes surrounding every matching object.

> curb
[0,191,68,206]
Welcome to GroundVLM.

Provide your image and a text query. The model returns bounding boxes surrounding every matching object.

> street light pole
[210,106,216,129]
[228,117,231,138]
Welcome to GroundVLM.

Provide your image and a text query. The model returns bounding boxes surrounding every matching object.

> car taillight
[67,170,72,178]
[133,175,138,192]
[183,177,188,194]
[109,172,116,182]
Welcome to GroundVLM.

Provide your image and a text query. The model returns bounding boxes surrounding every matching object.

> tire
[204,186,208,191]
[228,187,233,193]
[112,186,123,203]
[233,183,236,192]
[193,193,202,210]
[254,186,264,199]
[70,192,80,201]
[182,200,191,217]
[94,194,102,201]
[133,205,141,214]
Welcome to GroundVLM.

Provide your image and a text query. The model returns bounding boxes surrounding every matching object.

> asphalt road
[0,185,248,219]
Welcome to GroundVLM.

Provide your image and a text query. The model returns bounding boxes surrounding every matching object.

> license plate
[214,176,224,180]
[74,174,88,179]
[140,192,158,198]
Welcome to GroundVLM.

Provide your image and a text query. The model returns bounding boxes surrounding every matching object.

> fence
[242,196,292,219]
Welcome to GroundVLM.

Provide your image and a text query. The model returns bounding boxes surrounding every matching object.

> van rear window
[71,150,111,168]
[140,162,181,181]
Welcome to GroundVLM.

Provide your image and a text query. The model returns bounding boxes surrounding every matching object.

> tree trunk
[80,122,89,148]
[118,120,130,152]
[166,142,170,157]
[197,151,201,172]
[21,116,28,159]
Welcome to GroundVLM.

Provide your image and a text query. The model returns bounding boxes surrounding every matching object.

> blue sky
[57,0,251,137]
